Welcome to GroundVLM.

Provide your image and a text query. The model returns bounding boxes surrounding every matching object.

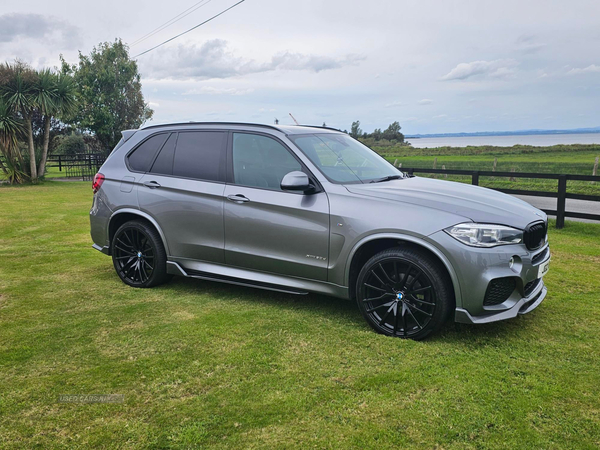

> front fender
[343,232,463,308]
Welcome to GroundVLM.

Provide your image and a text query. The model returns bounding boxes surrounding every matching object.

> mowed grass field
[370,143,600,196]
[1,182,600,449]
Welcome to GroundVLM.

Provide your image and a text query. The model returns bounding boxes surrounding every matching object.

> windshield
[289,133,403,183]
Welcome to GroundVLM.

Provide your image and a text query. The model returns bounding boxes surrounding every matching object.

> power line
[132,0,246,58]
[130,0,213,47]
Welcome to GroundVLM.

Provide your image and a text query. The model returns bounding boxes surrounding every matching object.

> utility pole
[289,113,300,125]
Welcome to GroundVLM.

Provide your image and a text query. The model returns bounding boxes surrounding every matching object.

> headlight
[444,223,523,247]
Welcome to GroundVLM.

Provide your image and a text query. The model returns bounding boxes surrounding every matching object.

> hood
[344,176,546,230]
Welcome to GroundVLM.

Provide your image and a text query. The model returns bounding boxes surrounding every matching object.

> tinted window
[128,134,169,172]
[232,133,302,190]
[173,132,225,181]
[150,133,177,175]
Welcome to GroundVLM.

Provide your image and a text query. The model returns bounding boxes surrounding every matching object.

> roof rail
[140,121,283,132]
[297,124,345,133]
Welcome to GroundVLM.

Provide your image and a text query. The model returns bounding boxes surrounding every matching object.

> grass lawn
[368,143,600,196]
[1,181,599,449]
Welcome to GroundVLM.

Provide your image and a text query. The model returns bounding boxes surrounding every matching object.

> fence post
[593,156,598,184]
[442,165,447,178]
[556,175,567,229]
[58,155,62,172]
[472,171,479,186]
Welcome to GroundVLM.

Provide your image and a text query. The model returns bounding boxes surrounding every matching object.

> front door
[223,132,330,281]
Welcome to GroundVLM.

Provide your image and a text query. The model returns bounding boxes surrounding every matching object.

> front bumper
[455,279,547,324]
[428,230,550,324]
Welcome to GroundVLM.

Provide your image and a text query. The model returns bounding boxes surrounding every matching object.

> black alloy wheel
[112,220,170,288]
[356,247,453,340]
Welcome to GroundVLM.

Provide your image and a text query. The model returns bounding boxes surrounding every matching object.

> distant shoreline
[406,127,600,139]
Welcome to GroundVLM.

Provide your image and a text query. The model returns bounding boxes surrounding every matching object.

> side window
[172,131,226,182]
[150,133,177,175]
[127,133,169,172]
[232,133,302,190]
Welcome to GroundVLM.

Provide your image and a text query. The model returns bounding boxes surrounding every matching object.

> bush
[54,134,86,156]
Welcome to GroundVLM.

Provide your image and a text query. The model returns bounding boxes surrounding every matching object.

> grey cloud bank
[0,13,80,47]
[140,39,365,80]
[0,0,599,133]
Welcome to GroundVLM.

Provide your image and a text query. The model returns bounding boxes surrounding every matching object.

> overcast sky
[1,0,599,134]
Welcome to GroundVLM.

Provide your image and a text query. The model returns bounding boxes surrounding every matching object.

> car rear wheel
[111,220,171,288]
[356,247,453,340]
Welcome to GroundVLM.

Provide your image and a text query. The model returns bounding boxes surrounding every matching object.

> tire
[111,220,171,288]
[356,247,453,340]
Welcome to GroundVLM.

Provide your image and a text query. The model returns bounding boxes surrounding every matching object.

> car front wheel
[356,247,453,340]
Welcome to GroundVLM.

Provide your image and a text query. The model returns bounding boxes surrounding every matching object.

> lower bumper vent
[523,278,541,297]
[484,277,516,306]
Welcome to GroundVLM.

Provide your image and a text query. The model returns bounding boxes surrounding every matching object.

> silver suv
[90,122,550,339]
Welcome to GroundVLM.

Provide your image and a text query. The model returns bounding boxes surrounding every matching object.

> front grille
[484,277,516,306]
[524,221,547,250]
[523,278,541,297]
[532,247,549,265]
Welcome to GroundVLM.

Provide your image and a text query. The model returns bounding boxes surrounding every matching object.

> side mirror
[281,171,311,192]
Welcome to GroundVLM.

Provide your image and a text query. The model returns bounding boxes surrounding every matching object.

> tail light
[92,173,105,194]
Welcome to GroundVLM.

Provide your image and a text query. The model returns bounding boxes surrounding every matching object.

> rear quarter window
[127,134,169,172]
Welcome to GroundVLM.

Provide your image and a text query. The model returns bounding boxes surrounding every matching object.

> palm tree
[0,97,26,184]
[37,72,76,178]
[0,62,38,181]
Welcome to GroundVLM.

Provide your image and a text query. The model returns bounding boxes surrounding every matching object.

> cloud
[418,99,433,105]
[0,13,81,48]
[183,86,254,96]
[432,114,447,119]
[567,64,600,75]
[384,100,404,108]
[515,34,547,54]
[140,39,365,80]
[148,102,160,108]
[440,59,518,81]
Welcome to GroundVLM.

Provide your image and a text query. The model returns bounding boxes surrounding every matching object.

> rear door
[223,132,330,281]
[137,130,227,262]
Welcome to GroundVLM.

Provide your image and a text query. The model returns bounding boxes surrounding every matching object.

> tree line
[349,120,406,143]
[0,40,152,184]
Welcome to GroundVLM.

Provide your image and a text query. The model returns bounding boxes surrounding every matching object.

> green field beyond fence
[367,143,600,196]
[372,143,600,175]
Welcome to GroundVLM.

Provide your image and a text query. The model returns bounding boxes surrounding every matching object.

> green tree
[350,120,362,139]
[54,133,86,156]
[382,121,404,142]
[0,62,38,180]
[62,39,153,154]
[0,97,26,184]
[34,71,76,177]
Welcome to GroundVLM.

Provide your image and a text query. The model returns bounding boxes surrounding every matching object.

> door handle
[143,181,161,189]
[227,194,250,203]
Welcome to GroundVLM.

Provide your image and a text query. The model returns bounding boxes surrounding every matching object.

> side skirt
[166,260,349,299]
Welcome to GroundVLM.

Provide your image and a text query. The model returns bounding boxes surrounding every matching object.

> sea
[405,133,600,148]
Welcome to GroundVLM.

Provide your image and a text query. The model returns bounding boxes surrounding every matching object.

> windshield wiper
[369,175,403,183]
